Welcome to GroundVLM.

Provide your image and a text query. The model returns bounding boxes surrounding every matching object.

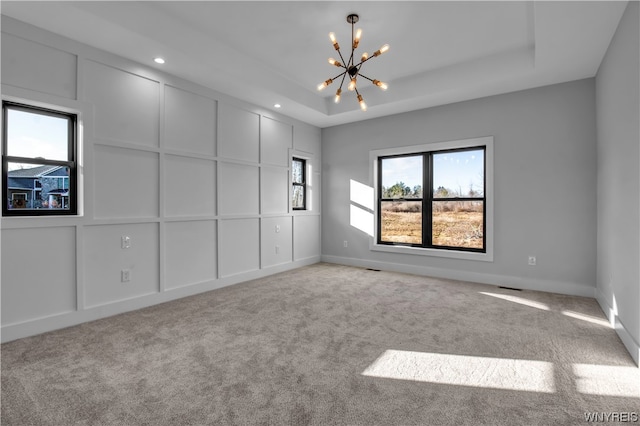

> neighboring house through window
[2,101,77,215]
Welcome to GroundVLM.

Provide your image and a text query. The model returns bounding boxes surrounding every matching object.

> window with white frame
[292,157,306,210]
[2,101,77,215]
[372,137,493,260]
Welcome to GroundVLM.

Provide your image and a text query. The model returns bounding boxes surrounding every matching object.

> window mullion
[377,157,384,244]
[424,153,432,248]
[4,156,73,168]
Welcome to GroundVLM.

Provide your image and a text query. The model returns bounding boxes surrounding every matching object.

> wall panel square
[218,103,259,163]
[261,216,293,268]
[218,218,260,277]
[218,162,259,216]
[83,60,159,147]
[310,170,321,212]
[165,86,216,156]
[261,117,292,167]
[261,166,288,215]
[1,227,76,325]
[1,33,77,99]
[293,125,322,158]
[83,223,159,308]
[93,145,159,219]
[165,220,217,289]
[294,215,321,261]
[165,155,216,217]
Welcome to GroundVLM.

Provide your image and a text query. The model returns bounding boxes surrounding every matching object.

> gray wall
[595,1,640,364]
[322,78,598,297]
[1,17,322,342]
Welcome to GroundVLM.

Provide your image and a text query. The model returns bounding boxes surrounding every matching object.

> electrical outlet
[528,256,537,266]
[343,240,348,248]
[121,236,131,249]
[275,225,280,233]
[121,269,131,282]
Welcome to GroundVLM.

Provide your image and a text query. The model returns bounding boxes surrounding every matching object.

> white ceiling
[1,1,628,128]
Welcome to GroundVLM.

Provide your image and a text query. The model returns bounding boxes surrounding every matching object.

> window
[2,101,77,216]
[377,145,486,253]
[292,157,306,210]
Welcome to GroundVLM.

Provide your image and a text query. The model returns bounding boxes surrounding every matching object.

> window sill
[370,242,493,262]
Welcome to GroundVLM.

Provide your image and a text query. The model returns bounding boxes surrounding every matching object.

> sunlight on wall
[610,294,618,328]
[307,163,313,210]
[480,292,550,311]
[350,179,374,210]
[349,179,375,237]
[573,363,640,398]
[362,350,556,393]
[350,204,374,237]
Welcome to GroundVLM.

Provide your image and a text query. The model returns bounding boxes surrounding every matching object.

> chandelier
[317,14,389,111]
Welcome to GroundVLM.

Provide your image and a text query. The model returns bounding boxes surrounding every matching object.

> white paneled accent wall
[164,155,216,218]
[1,227,77,325]
[219,218,261,277]
[84,60,160,148]
[164,85,217,156]
[164,220,217,290]
[218,162,260,216]
[83,223,160,308]
[93,145,160,219]
[0,16,321,342]
[1,33,77,100]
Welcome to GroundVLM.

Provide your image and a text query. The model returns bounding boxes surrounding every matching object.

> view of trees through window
[379,148,485,251]
[292,157,306,210]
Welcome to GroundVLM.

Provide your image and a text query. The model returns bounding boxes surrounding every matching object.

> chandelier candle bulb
[353,28,362,49]
[335,88,342,103]
[358,94,367,111]
[329,32,339,50]
[374,44,390,57]
[361,52,368,61]
[348,78,357,91]
[328,58,342,67]
[373,80,388,90]
[317,78,333,91]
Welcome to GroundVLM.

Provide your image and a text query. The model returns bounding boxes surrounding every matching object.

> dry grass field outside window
[381,201,483,249]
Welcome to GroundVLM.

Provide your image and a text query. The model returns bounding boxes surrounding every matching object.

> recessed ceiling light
[274,103,281,108]
[154,57,165,64]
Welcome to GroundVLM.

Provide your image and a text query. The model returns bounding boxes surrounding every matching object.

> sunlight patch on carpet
[573,363,640,398]
[561,310,611,327]
[362,350,556,393]
[480,291,550,311]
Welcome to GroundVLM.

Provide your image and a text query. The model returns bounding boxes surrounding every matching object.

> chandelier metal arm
[353,55,373,70]
[331,70,347,82]
[358,73,374,83]
[335,48,349,72]
[338,72,348,89]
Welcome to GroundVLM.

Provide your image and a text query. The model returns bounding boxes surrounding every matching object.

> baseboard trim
[596,288,640,367]
[1,256,321,344]
[321,255,596,298]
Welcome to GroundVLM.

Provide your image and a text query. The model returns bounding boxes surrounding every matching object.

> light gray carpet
[2,263,638,425]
